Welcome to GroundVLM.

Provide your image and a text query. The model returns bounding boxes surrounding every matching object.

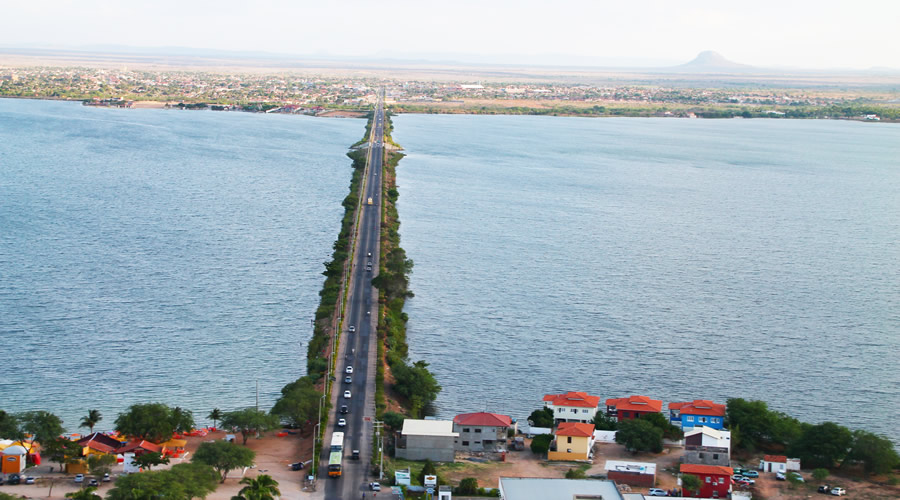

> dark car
[88,478,100,486]
[290,462,304,471]
[7,474,21,485]
[340,405,349,414]
[344,375,352,384]
[818,485,832,494]
[351,449,360,460]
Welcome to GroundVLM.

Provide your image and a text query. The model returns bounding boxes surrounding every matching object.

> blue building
[668,399,726,430]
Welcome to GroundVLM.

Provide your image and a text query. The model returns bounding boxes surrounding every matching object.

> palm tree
[79,409,102,435]
[65,486,102,500]
[231,474,281,500]
[208,408,223,430]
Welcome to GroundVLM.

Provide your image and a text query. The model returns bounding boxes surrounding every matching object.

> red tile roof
[77,432,124,451]
[543,391,600,408]
[555,422,595,438]
[81,440,117,454]
[606,395,663,413]
[764,455,787,463]
[681,464,734,476]
[117,440,162,454]
[453,412,512,427]
[668,400,726,417]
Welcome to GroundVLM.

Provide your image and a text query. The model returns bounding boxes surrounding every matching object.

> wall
[454,425,508,452]
[547,435,591,461]
[396,434,456,462]
[608,470,655,487]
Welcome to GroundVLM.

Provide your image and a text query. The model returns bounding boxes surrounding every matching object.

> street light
[374,420,384,481]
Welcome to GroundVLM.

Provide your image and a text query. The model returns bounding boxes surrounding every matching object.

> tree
[270,377,321,431]
[42,437,82,472]
[615,419,663,453]
[208,408,223,430]
[115,403,177,443]
[592,412,618,431]
[382,412,405,432]
[0,410,20,440]
[171,407,196,434]
[788,422,853,469]
[456,478,479,495]
[65,487,102,500]
[106,470,190,500]
[87,453,117,479]
[220,408,280,445]
[565,467,586,479]
[193,440,256,483]
[843,430,900,475]
[527,408,554,428]
[726,398,773,450]
[812,468,830,480]
[681,473,702,495]
[168,463,219,499]
[132,451,170,471]
[18,411,65,453]
[416,458,443,486]
[80,410,102,434]
[391,360,441,418]
[641,412,683,440]
[530,433,553,455]
[232,474,281,500]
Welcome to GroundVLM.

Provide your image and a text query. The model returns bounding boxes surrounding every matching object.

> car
[88,478,99,486]
[742,470,759,478]
[732,474,744,481]
[344,390,351,399]
[351,449,360,460]
[366,265,372,272]
[340,405,349,414]
[830,487,846,496]
[338,419,346,427]
[348,325,355,333]
[776,471,786,480]
[25,476,36,484]
[648,488,668,496]
[789,472,804,483]
[74,474,84,483]
[0,476,4,485]
[735,478,755,487]
[289,462,304,471]
[367,252,372,258]
[344,375,352,384]
[7,474,21,485]
[818,485,832,494]
[369,482,381,491]
[103,473,111,482]
[345,366,353,374]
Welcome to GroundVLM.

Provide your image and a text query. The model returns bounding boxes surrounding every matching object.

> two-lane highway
[320,92,385,500]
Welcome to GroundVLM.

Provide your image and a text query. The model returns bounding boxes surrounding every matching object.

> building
[395,419,457,462]
[498,477,624,500]
[684,427,731,466]
[668,400,726,430]
[543,391,600,424]
[116,440,163,457]
[759,455,801,473]
[77,433,124,456]
[605,460,656,487]
[1,445,28,474]
[547,422,595,461]
[680,464,733,499]
[453,412,514,453]
[605,395,662,421]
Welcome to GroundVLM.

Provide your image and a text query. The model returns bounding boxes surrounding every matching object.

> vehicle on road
[351,449,360,460]
[818,485,832,494]
[344,390,351,399]
[648,488,668,496]
[367,252,372,258]
[88,478,99,486]
[830,487,846,496]
[344,375,352,384]
[338,419,346,427]
[103,473,111,482]
[25,476,36,484]
[367,197,373,205]
[290,462,304,471]
[370,482,381,491]
[7,474,21,485]
[776,471,785,480]
[348,325,355,333]
[366,264,372,271]
[340,405,349,414]
[742,470,759,478]
[74,474,84,483]
[346,366,353,374]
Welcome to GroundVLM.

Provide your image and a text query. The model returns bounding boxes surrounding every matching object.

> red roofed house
[77,433,124,457]
[680,464,733,498]
[548,422,595,461]
[543,392,601,424]
[760,455,801,473]
[668,400,726,430]
[116,440,163,457]
[605,395,662,421]
[453,412,515,453]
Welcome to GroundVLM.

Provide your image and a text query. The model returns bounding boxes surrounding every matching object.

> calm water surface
[393,114,900,444]
[0,99,361,429]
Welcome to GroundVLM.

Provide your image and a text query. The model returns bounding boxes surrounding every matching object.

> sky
[2,0,898,69]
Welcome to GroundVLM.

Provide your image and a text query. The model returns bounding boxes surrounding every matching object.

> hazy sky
[2,0,898,69]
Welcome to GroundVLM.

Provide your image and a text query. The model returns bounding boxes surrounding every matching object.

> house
[498,477,624,500]
[605,395,662,421]
[669,400,726,430]
[680,464,733,499]
[604,460,656,487]
[542,391,600,424]
[116,440,163,457]
[395,419,457,462]
[547,422,595,461]
[453,412,514,453]
[759,455,801,473]
[1,445,28,474]
[77,433,124,456]
[684,427,731,466]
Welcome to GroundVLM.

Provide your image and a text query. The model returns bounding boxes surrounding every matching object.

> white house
[684,427,731,454]
[760,455,801,473]
[542,391,600,424]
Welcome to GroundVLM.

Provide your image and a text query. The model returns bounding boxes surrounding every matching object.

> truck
[367,197,373,205]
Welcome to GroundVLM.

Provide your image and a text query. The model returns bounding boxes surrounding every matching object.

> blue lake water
[392,114,900,445]
[0,99,361,430]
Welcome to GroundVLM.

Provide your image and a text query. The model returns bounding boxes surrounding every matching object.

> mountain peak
[675,51,754,72]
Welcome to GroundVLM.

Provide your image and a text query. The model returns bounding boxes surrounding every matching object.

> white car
[345,366,353,374]
[338,419,346,427]
[74,474,84,483]
[831,488,846,496]
[648,488,668,496]
[344,390,351,399]
[348,325,355,333]
[25,476,36,484]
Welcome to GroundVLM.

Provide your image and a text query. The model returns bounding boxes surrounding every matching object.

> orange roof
[453,412,512,427]
[555,422,595,438]
[606,395,662,413]
[668,400,726,417]
[764,455,787,463]
[681,464,734,476]
[543,391,600,408]
[116,440,162,454]
[82,441,116,454]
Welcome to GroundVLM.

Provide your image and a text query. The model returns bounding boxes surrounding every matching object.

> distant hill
[669,51,756,73]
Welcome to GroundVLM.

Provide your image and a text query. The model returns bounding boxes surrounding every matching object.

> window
[705,477,711,483]
[718,478,725,484]
[713,454,719,460]
[474,429,482,433]
[474,441,481,444]
[699,453,705,458]
[699,417,707,423]
[713,418,720,423]
[463,428,470,433]
[483,440,494,445]
[622,412,629,418]
[571,408,577,413]
[686,416,694,422]
[462,441,469,446]
[558,408,564,413]
[582,409,589,413]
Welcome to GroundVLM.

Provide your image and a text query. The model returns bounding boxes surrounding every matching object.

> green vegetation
[527,407,554,428]
[79,409,102,434]
[16,410,65,452]
[615,418,664,453]
[565,465,589,479]
[530,433,553,455]
[207,408,223,429]
[114,403,193,442]
[131,451,169,471]
[220,408,280,445]
[271,376,321,432]
[193,440,256,483]
[65,487,102,500]
[86,453,117,477]
[107,462,219,499]
[592,412,618,431]
[813,468,830,480]
[233,475,281,500]
[681,472,702,495]
[43,436,82,471]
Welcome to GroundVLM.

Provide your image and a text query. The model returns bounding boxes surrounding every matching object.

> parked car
[369,482,381,491]
[732,474,744,481]
[348,325,355,333]
[830,487,846,496]
[338,418,347,427]
[74,474,84,483]
[88,478,99,486]
[742,470,759,478]
[345,366,353,374]
[776,471,786,480]
[7,474,21,485]
[344,390,351,399]
[340,405,349,414]
[25,476,36,484]
[818,485,832,494]
[0,476,5,485]
[648,488,668,496]
[736,478,755,486]
[289,462,304,471]
[789,472,804,482]
[103,473,111,482]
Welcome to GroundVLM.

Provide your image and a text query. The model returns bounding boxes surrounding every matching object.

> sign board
[426,487,434,494]
[395,470,411,486]
[424,475,437,487]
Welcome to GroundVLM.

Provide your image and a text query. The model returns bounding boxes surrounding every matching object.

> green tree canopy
[681,472,702,495]
[391,360,441,417]
[171,407,196,434]
[132,451,170,471]
[87,453,117,478]
[231,474,281,500]
[168,463,220,499]
[208,408,223,429]
[528,408,554,428]
[43,437,83,471]
[270,376,321,431]
[65,486,102,500]
[592,412,618,431]
[18,410,65,452]
[530,433,553,455]
[106,469,189,500]
[382,411,405,431]
[80,409,102,434]
[0,410,20,440]
[115,403,181,443]
[456,478,479,495]
[615,418,664,453]
[641,412,684,440]
[843,430,900,475]
[788,422,853,469]
[221,408,280,445]
[193,440,256,483]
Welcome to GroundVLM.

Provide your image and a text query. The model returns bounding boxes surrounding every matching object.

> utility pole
[374,420,384,481]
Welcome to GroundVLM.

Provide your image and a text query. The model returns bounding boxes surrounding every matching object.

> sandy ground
[0,430,316,499]
[130,100,169,109]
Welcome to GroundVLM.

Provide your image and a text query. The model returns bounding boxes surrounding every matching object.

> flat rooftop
[499,477,624,500]
[401,419,458,437]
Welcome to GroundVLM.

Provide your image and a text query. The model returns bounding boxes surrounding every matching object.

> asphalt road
[321,92,385,500]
